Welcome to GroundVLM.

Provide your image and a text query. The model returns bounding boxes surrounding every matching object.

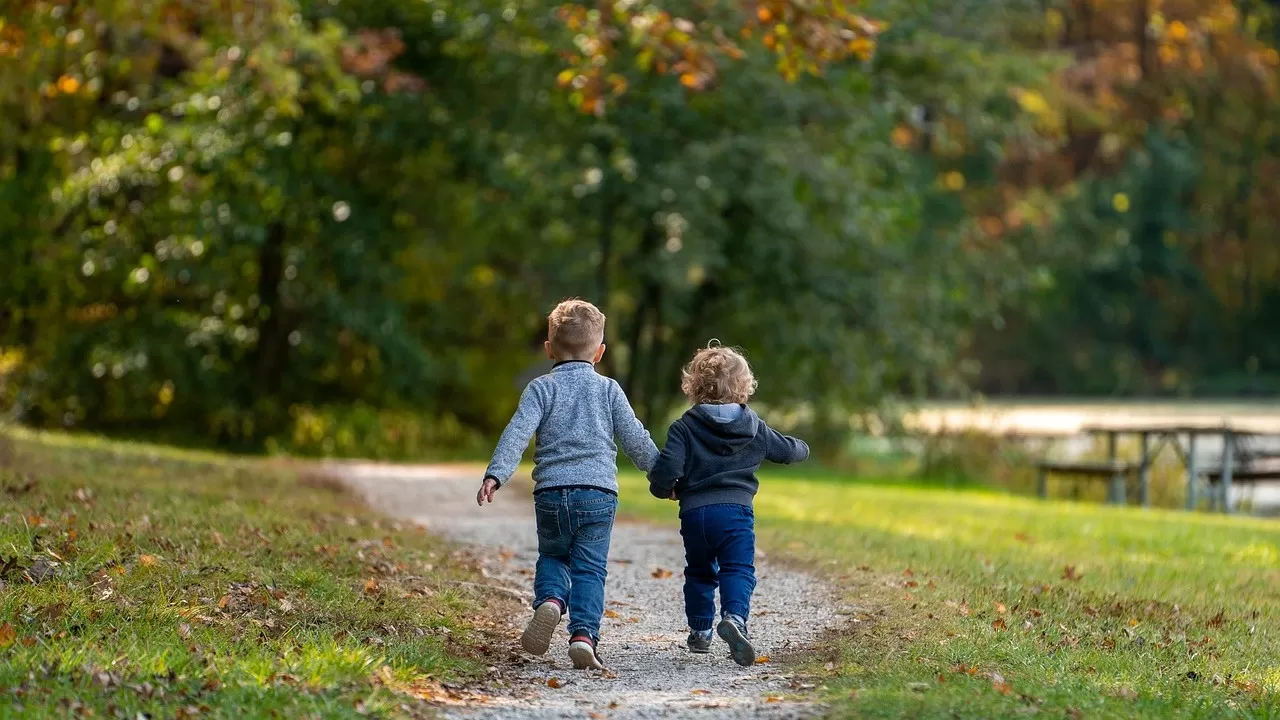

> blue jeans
[532,487,617,642]
[680,503,756,632]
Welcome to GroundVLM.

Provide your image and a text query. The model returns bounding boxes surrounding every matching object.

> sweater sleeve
[483,382,543,486]
[762,423,810,465]
[611,380,660,472]
[647,421,687,499]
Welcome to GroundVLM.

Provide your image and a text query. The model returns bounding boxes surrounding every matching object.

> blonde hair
[547,299,606,360]
[681,342,757,405]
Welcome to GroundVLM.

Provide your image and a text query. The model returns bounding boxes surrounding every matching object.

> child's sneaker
[716,614,756,667]
[520,600,563,656]
[686,629,714,654]
[568,635,606,670]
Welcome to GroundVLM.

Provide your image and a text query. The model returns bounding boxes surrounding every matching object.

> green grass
[0,430,492,718]
[618,471,1280,718]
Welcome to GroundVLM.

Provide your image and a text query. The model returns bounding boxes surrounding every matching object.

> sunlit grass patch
[0,430,492,718]
[619,470,1280,718]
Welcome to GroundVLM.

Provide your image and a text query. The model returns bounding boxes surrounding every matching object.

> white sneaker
[520,601,562,656]
[568,635,605,670]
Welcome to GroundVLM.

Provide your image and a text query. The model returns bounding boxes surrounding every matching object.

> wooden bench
[1036,460,1138,503]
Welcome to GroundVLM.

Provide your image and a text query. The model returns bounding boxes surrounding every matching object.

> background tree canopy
[2,0,1278,457]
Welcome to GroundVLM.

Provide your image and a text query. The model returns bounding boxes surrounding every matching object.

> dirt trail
[337,463,847,719]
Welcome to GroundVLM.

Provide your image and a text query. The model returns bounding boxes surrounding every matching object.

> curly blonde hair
[681,343,757,405]
[547,298,606,360]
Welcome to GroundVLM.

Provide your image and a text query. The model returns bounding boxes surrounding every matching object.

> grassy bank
[0,430,492,718]
[618,471,1280,718]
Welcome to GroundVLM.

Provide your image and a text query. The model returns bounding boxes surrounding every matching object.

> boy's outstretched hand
[476,477,499,506]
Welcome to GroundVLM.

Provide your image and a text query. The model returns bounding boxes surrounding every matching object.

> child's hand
[476,477,499,506]
[668,490,678,501]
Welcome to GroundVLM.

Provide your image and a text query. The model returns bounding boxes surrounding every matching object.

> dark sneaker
[716,614,756,667]
[520,600,563,656]
[568,635,606,670]
[687,629,713,654]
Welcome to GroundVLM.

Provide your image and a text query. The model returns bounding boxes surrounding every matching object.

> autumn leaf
[992,617,1008,631]
[755,655,771,664]
[764,695,783,703]
[363,579,380,595]
[217,595,230,610]
[650,567,673,579]
[139,554,158,567]
[995,602,1007,615]
[604,610,620,619]
[547,677,564,689]
[0,622,15,648]
[691,689,710,695]
[1062,565,1082,581]
[1206,611,1226,629]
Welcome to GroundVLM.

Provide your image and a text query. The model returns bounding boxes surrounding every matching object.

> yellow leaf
[1168,20,1188,41]
[604,610,620,619]
[680,73,698,89]
[139,554,158,567]
[891,126,913,148]
[1113,193,1130,213]
[943,171,966,191]
[765,695,783,703]
[56,75,80,94]
[755,655,771,664]
[556,69,575,87]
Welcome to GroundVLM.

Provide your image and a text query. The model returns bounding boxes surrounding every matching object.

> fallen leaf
[0,622,15,648]
[547,677,563,689]
[139,554,158,567]
[988,671,1012,695]
[691,689,710,695]
[178,623,192,639]
[1206,611,1225,629]
[650,567,673,579]
[363,579,380,595]
[627,617,639,623]
[20,637,35,647]
[1112,686,1138,700]
[1014,532,1033,543]
[1128,618,1140,627]
[765,695,784,702]
[992,617,1008,631]
[604,610,620,619]
[382,536,395,549]
[857,565,871,572]
[217,595,230,610]
[902,568,914,577]
[1062,565,1082,582]
[995,602,1007,615]
[755,656,771,664]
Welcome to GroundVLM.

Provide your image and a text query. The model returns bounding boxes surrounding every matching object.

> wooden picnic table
[1038,423,1280,514]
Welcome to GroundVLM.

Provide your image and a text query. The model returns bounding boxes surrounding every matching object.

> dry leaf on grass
[1062,565,1082,581]
[988,671,1012,695]
[363,579,380,595]
[0,622,15,648]
[139,554,158,567]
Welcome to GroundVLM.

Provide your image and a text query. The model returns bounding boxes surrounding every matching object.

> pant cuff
[534,596,566,614]
[722,607,749,623]
[566,625,598,642]
[688,617,715,632]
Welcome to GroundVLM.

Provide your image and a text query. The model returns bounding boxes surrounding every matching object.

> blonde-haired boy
[647,344,809,665]
[478,299,657,670]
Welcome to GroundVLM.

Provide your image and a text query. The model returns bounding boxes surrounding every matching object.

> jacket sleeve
[483,382,543,486]
[611,380,660,472]
[647,422,687,498]
[762,423,810,465]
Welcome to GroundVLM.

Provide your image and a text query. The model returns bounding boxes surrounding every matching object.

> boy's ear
[544,341,555,360]
[593,343,607,364]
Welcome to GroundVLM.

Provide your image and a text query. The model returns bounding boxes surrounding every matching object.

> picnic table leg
[1220,430,1234,515]
[1107,431,1123,505]
[1138,432,1150,508]
[1185,433,1198,511]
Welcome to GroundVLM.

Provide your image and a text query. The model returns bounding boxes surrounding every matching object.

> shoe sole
[688,645,711,654]
[568,641,605,670]
[717,619,756,667]
[520,603,561,656]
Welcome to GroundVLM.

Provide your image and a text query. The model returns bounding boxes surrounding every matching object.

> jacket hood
[685,404,759,455]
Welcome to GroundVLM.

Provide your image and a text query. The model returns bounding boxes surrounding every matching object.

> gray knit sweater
[484,361,659,494]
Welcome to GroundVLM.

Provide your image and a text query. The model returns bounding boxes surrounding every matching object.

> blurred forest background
[3,0,1280,459]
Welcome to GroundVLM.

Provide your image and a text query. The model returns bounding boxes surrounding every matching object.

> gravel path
[336,463,843,719]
